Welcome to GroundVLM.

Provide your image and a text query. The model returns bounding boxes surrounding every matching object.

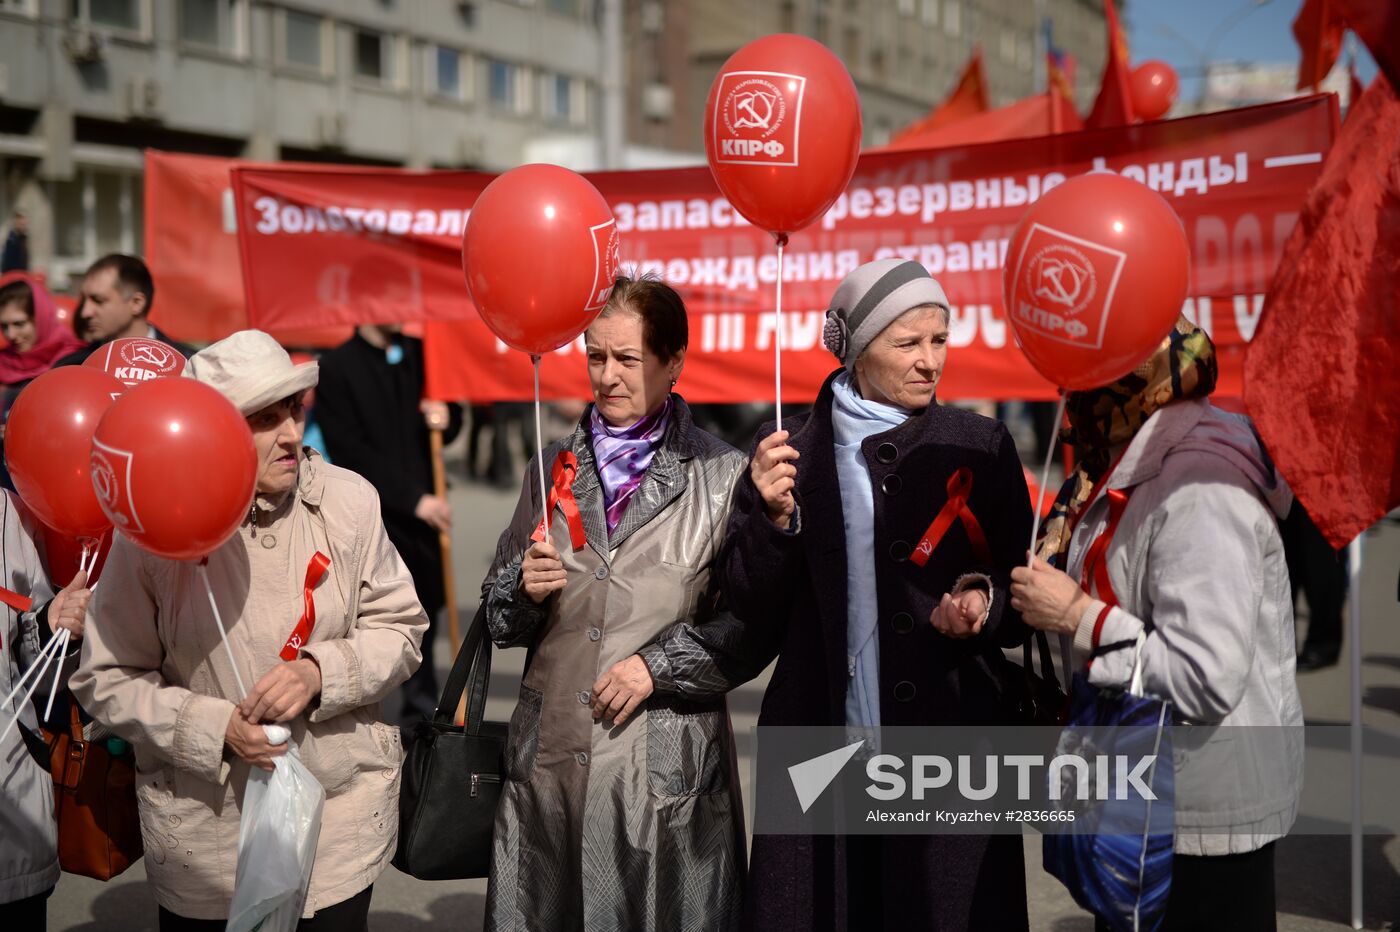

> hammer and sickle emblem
[1034,257,1089,309]
[733,91,776,129]
[130,344,173,367]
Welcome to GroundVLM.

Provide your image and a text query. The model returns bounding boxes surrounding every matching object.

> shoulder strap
[434,603,492,734]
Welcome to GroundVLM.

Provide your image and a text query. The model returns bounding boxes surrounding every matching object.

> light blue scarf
[830,371,912,728]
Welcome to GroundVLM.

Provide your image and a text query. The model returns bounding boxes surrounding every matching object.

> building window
[50,168,143,267]
[178,0,246,54]
[488,59,529,114]
[779,0,795,33]
[897,0,914,14]
[542,73,585,123]
[0,0,39,16]
[920,0,937,25]
[1000,28,1015,62]
[545,0,578,14]
[280,9,329,73]
[71,0,145,33]
[943,0,960,36]
[431,45,472,101]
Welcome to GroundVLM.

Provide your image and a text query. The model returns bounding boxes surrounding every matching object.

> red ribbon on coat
[910,467,991,568]
[0,586,33,614]
[530,451,587,552]
[1081,488,1133,651]
[280,551,331,661]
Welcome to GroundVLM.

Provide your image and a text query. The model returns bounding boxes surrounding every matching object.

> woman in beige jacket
[71,330,428,931]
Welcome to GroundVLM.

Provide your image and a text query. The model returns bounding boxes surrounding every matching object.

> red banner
[225,95,1336,402]
[144,150,352,347]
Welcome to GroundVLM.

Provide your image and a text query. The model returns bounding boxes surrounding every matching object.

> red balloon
[5,367,121,537]
[462,164,619,356]
[91,378,256,561]
[39,526,113,588]
[83,337,187,387]
[1130,61,1179,122]
[703,34,862,236]
[1003,173,1189,391]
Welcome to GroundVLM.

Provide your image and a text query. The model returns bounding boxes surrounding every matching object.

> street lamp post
[1154,0,1274,110]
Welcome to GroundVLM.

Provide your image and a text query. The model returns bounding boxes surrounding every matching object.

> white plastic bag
[226,727,325,932]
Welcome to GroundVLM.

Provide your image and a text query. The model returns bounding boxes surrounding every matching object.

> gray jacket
[1066,398,1303,855]
[0,492,61,904]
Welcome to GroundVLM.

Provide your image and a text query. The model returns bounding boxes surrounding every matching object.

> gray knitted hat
[822,258,950,369]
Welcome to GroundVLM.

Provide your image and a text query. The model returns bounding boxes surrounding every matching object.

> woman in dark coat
[721,258,1034,931]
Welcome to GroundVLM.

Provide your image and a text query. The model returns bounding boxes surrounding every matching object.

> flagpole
[1348,535,1363,930]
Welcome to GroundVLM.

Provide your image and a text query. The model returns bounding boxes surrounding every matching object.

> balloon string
[0,627,67,745]
[1027,391,1068,568]
[774,234,788,431]
[42,628,69,722]
[532,355,548,544]
[199,564,249,700]
[78,537,98,578]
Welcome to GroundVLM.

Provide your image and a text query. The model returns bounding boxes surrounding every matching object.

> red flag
[1085,0,1134,129]
[1293,0,1345,91]
[1334,0,1400,93]
[1244,79,1400,549]
[888,47,989,143]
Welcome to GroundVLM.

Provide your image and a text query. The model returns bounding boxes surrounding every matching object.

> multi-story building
[0,0,604,284]
[0,0,1110,286]
[624,0,1110,152]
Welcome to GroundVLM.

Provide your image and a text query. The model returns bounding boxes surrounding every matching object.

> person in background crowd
[0,273,87,490]
[1010,318,1302,930]
[314,323,462,728]
[72,330,427,931]
[722,258,1035,931]
[481,276,750,931]
[55,254,192,367]
[0,273,85,391]
[1,213,28,274]
[0,493,92,931]
[1283,501,1349,671]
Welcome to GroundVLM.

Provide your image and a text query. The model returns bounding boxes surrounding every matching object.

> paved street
[45,438,1400,931]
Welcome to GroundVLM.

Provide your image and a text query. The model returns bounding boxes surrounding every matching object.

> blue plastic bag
[1044,637,1175,932]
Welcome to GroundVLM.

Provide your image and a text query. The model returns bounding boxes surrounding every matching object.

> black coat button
[891,612,914,634]
[880,474,902,496]
[889,540,911,562]
[893,681,917,702]
[876,442,898,464]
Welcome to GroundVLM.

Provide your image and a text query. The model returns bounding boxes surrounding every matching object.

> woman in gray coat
[482,277,750,932]
[1011,318,1302,929]
[0,493,90,929]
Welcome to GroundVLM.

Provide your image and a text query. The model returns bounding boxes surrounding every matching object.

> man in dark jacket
[54,253,193,366]
[314,325,463,727]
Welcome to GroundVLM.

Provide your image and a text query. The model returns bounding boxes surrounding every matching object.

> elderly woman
[72,330,427,931]
[721,258,1035,931]
[1009,319,1302,930]
[482,276,749,931]
[0,495,90,928]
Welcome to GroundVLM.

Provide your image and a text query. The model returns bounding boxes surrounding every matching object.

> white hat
[186,330,318,415]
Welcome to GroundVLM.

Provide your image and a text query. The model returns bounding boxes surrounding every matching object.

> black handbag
[1004,629,1068,725]
[393,604,508,880]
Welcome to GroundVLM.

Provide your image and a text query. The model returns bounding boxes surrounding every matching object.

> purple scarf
[589,397,673,535]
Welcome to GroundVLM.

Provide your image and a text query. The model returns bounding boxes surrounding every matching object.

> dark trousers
[1282,502,1348,653]
[158,884,373,932]
[397,602,440,727]
[1095,842,1276,932]
[0,886,52,932]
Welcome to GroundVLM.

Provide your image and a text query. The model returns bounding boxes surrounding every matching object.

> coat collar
[1105,397,1210,492]
[566,394,700,559]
